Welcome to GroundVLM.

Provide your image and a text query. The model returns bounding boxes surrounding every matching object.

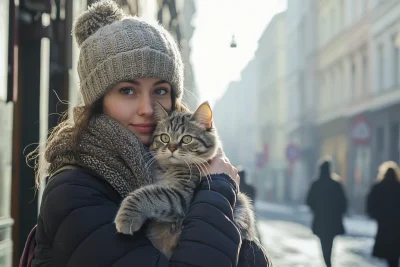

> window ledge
[0,218,14,230]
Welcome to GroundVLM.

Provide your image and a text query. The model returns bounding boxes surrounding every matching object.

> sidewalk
[255,201,377,238]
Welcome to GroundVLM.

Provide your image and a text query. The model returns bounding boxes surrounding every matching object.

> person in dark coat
[306,157,347,267]
[238,167,256,201]
[367,161,400,267]
[26,1,271,266]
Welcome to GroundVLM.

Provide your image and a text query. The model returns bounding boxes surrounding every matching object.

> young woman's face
[103,77,173,145]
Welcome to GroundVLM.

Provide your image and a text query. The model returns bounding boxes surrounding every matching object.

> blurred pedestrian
[306,156,347,267]
[238,166,256,201]
[367,161,400,267]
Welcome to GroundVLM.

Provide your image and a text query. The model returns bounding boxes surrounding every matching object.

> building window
[320,17,325,46]
[340,0,345,30]
[375,0,384,7]
[350,0,355,24]
[328,70,333,108]
[362,54,368,97]
[319,74,325,111]
[378,44,384,91]
[351,61,356,101]
[390,123,400,163]
[392,34,399,88]
[328,71,334,109]
[333,7,337,36]
[362,0,368,14]
[330,8,335,38]
[298,19,305,59]
[354,146,371,189]
[338,65,343,104]
[376,126,385,164]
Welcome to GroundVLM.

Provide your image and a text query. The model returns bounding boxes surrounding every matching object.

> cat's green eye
[181,135,193,144]
[160,134,170,143]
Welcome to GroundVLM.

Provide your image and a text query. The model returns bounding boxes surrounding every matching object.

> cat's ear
[153,101,169,121]
[191,101,213,129]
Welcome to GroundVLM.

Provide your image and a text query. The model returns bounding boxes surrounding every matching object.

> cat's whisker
[197,157,212,170]
[141,150,155,160]
[197,161,212,189]
[146,153,162,165]
[142,155,155,166]
[145,157,157,168]
[143,151,158,163]
[182,158,193,181]
[197,158,213,179]
[144,159,156,172]
[191,157,213,189]
[185,155,201,172]
[185,157,203,183]
[187,156,211,187]
[145,155,163,175]
[144,155,155,167]
[188,156,208,176]
[140,151,156,166]
[193,158,209,179]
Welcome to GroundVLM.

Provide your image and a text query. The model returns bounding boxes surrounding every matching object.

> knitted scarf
[44,109,154,197]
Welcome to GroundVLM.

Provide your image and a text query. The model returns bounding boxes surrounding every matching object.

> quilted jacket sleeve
[33,170,242,267]
[238,240,272,267]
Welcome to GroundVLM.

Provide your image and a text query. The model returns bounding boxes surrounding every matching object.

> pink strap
[19,224,37,267]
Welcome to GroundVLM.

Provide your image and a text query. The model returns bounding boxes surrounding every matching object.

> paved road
[258,220,386,267]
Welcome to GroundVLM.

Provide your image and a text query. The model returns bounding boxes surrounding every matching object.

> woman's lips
[130,123,155,133]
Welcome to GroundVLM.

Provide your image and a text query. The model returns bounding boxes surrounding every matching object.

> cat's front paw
[115,208,145,235]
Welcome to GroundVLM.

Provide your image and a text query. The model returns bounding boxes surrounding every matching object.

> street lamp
[230,35,237,48]
[394,32,400,48]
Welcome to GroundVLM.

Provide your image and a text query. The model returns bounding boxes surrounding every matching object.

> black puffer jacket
[32,169,270,267]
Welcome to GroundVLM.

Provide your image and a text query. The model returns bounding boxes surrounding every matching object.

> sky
[190,0,287,107]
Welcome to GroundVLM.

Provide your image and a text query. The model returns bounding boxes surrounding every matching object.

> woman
[306,157,347,267]
[367,161,400,267]
[29,1,270,266]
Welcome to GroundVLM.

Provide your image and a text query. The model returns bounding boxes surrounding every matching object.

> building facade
[317,0,370,212]
[368,0,400,207]
[254,12,288,202]
[285,0,319,203]
[158,0,198,110]
[316,0,400,213]
[213,58,259,183]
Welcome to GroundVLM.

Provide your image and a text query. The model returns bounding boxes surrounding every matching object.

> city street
[257,202,387,267]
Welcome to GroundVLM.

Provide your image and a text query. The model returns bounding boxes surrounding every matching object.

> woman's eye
[155,88,168,95]
[120,88,135,95]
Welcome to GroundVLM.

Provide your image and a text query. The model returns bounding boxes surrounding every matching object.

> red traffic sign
[286,144,301,163]
[351,115,371,144]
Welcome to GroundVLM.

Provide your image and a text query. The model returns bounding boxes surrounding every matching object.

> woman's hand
[204,148,239,186]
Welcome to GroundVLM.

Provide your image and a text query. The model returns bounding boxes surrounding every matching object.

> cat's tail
[234,192,258,242]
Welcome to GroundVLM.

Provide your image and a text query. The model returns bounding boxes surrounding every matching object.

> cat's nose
[168,145,177,152]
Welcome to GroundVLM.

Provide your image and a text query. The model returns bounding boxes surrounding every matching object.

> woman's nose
[138,96,154,117]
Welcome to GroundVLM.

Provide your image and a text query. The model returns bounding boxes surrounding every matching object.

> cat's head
[150,101,219,166]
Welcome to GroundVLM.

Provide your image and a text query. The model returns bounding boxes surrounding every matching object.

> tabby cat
[115,101,257,258]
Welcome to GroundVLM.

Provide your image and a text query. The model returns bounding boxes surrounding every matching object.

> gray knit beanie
[72,0,184,106]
